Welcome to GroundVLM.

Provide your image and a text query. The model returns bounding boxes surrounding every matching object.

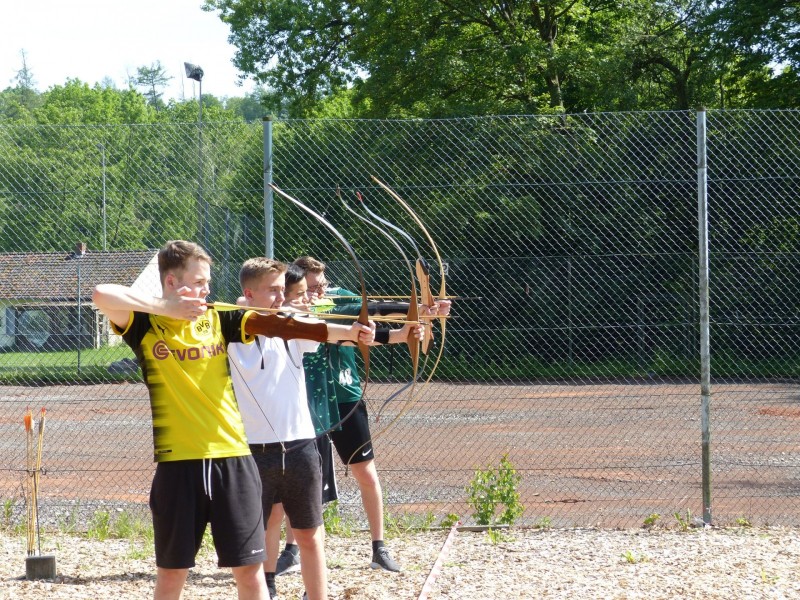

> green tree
[1,50,42,120]
[34,80,155,125]
[205,0,610,116]
[132,61,173,111]
[207,0,795,116]
[704,0,800,107]
[224,88,267,122]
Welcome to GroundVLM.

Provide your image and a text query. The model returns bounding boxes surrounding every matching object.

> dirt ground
[4,525,800,599]
[1,379,800,529]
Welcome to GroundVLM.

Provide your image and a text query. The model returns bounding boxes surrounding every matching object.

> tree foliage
[205,0,798,117]
[132,61,174,111]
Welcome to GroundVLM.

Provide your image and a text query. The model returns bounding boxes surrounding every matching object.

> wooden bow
[371,176,449,427]
[356,191,437,355]
[338,187,420,380]
[269,183,374,438]
[337,186,421,463]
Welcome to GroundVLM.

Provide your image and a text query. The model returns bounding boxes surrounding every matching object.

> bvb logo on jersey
[192,315,212,341]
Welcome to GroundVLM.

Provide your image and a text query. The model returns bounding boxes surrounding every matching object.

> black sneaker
[370,546,401,572]
[275,548,301,576]
[267,580,277,599]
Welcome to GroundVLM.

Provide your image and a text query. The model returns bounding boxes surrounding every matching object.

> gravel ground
[2,526,800,599]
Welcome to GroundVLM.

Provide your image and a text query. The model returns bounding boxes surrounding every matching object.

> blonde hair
[158,240,212,285]
[239,257,287,289]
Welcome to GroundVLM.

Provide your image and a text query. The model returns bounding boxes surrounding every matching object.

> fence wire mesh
[0,110,798,530]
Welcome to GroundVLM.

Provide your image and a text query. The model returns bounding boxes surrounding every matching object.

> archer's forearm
[370,325,407,346]
[325,323,360,343]
[93,284,168,315]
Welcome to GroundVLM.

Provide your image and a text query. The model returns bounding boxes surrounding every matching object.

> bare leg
[349,460,383,541]
[284,519,296,545]
[292,525,327,600]
[231,562,270,600]
[154,567,189,600]
[264,503,285,572]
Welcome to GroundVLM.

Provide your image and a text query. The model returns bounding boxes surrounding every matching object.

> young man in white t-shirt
[228,257,375,600]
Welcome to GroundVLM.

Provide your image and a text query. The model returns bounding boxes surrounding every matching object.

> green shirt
[303,346,341,433]
[326,290,364,406]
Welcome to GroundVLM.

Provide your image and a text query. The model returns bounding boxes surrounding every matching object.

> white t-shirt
[229,335,320,443]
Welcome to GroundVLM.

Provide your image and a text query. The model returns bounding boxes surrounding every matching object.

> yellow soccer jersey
[113,308,253,462]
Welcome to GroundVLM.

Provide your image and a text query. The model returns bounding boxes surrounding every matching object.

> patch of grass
[674,509,694,532]
[112,509,152,540]
[0,346,139,384]
[486,528,514,545]
[439,513,460,529]
[532,516,552,530]
[86,510,112,541]
[197,527,215,558]
[643,513,661,529]
[323,501,356,537]
[326,555,345,569]
[57,504,81,535]
[734,516,752,528]
[386,510,436,536]
[621,549,649,564]
[126,541,153,560]
[760,569,779,585]
[2,499,15,531]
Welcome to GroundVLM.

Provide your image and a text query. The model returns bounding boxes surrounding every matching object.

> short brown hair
[158,240,212,284]
[239,257,287,289]
[293,255,325,274]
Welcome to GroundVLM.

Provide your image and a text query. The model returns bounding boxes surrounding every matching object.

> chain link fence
[0,110,798,530]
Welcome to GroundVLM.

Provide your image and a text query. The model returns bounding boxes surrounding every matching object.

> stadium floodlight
[184,62,207,248]
[184,62,204,82]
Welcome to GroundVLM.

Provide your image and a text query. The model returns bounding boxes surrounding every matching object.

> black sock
[265,571,276,587]
[372,540,385,553]
[284,542,299,555]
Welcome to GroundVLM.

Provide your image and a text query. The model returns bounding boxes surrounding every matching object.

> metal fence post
[263,116,274,259]
[697,108,712,525]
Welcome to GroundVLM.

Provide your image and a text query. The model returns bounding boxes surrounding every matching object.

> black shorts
[250,440,324,530]
[330,401,374,465]
[317,434,338,504]
[149,456,266,569]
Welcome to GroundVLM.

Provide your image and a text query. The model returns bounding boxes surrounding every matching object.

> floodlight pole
[697,109,712,526]
[199,77,206,251]
[73,242,87,375]
[96,144,107,251]
[185,62,207,249]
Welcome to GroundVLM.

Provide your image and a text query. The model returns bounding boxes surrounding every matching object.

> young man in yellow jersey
[92,240,363,600]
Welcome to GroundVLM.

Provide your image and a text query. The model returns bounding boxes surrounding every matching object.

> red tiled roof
[0,251,157,301]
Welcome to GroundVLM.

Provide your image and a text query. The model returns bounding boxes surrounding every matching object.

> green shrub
[466,454,523,527]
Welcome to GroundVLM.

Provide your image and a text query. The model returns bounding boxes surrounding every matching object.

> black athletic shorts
[149,456,266,569]
[330,401,375,465]
[317,434,338,504]
[250,439,324,530]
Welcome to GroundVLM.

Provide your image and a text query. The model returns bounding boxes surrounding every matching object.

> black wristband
[374,328,391,344]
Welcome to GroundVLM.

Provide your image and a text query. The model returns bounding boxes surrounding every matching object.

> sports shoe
[275,547,301,576]
[266,579,277,599]
[370,546,401,572]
